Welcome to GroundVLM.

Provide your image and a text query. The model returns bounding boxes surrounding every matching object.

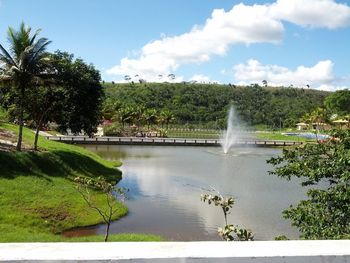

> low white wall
[0,240,349,262]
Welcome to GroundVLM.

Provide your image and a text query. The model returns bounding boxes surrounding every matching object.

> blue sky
[1,0,350,90]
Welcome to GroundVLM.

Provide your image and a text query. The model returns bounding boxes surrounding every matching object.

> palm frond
[29,29,42,45]
[0,54,16,69]
[28,39,52,66]
[7,22,32,59]
[0,43,17,68]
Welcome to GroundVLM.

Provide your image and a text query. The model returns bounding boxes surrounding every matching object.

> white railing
[0,240,349,262]
[47,136,303,146]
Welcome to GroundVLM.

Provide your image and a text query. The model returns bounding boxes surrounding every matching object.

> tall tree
[0,23,51,151]
[48,51,103,136]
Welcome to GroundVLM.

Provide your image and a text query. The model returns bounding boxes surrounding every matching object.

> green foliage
[101,98,120,120]
[47,51,103,136]
[144,108,158,128]
[104,83,328,129]
[201,191,254,241]
[301,107,330,126]
[274,235,289,240]
[268,130,350,239]
[103,122,123,136]
[0,106,7,123]
[324,89,350,115]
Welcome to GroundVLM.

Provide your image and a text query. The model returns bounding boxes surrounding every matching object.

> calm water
[65,145,306,241]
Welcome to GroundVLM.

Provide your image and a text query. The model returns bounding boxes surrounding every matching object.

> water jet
[221,106,242,153]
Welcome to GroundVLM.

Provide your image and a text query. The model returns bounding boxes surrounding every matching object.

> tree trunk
[16,86,25,152]
[34,112,47,151]
[104,222,110,242]
[34,120,42,151]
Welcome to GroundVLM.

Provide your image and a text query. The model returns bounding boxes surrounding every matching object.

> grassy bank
[166,128,311,142]
[0,123,163,242]
[255,132,311,142]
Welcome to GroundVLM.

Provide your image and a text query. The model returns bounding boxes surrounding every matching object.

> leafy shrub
[103,123,123,136]
[0,107,8,123]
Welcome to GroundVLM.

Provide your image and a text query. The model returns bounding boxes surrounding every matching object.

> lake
[64,145,305,241]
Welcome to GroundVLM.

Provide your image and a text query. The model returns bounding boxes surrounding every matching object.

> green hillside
[104,83,329,129]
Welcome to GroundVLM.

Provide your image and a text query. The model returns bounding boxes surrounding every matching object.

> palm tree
[168,74,175,81]
[143,108,157,129]
[131,105,145,126]
[159,110,175,129]
[117,107,133,127]
[0,22,51,151]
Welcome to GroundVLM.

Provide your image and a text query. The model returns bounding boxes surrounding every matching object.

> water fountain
[221,106,242,154]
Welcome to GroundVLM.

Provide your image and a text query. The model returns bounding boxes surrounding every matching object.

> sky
[1,0,350,91]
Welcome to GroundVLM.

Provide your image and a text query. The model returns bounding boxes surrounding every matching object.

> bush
[0,107,8,123]
[103,123,123,136]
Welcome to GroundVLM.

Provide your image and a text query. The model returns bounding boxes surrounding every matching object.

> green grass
[167,129,312,142]
[167,129,221,139]
[255,131,312,142]
[0,123,163,242]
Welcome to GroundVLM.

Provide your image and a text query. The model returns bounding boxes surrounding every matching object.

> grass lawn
[166,128,313,142]
[255,131,314,142]
[167,129,221,139]
[0,123,163,242]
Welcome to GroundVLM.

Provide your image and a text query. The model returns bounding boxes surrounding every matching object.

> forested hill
[103,82,329,129]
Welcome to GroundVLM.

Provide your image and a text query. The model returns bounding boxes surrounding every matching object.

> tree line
[103,82,329,129]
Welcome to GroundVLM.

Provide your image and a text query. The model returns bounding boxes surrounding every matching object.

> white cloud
[189,74,220,84]
[317,84,348,91]
[107,0,350,80]
[270,0,350,29]
[190,74,210,83]
[113,73,184,84]
[233,59,349,91]
[107,2,284,79]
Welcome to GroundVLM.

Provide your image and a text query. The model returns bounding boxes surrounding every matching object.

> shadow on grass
[0,150,121,182]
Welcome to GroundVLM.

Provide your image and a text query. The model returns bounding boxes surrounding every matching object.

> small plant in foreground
[275,235,290,240]
[75,176,127,242]
[201,190,254,241]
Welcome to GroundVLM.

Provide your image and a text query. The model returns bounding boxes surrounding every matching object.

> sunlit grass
[0,123,162,242]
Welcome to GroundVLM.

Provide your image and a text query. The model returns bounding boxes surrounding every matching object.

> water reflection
[65,145,305,241]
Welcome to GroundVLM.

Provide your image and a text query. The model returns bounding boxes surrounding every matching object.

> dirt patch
[41,210,70,222]
[0,128,33,152]
[0,143,16,152]
[0,128,16,142]
[29,206,74,233]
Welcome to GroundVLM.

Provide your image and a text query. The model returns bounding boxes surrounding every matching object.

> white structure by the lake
[0,240,349,262]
